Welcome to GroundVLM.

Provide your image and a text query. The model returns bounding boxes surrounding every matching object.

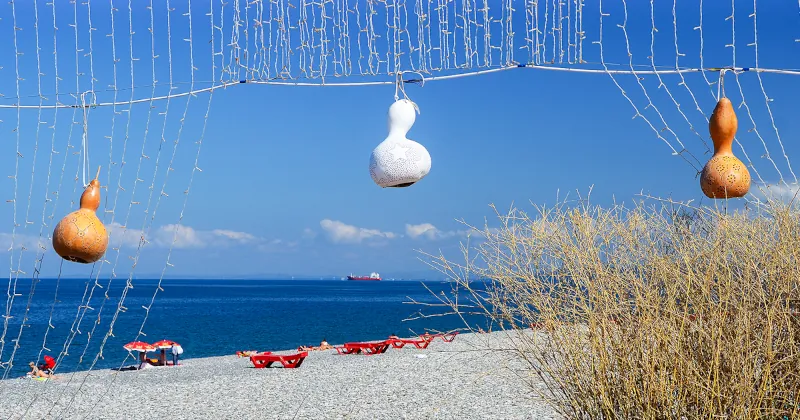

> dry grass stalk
[422,197,800,419]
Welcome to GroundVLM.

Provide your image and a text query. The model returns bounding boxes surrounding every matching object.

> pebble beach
[0,331,558,420]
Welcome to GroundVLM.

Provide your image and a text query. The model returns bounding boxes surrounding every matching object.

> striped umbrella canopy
[123,341,156,353]
[151,339,179,349]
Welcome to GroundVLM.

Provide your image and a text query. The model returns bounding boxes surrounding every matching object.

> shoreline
[0,331,557,419]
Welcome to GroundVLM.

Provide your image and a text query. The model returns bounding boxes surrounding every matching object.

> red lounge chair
[335,345,360,355]
[334,341,391,355]
[421,331,460,343]
[249,351,308,369]
[388,337,431,349]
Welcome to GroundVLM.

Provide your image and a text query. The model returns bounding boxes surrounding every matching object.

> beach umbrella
[151,339,180,366]
[43,355,56,370]
[124,341,156,369]
[123,341,155,352]
[151,339,179,349]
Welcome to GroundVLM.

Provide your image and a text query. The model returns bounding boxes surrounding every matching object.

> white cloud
[0,232,48,252]
[211,229,258,242]
[405,223,468,240]
[752,183,800,204]
[405,223,439,239]
[302,228,317,239]
[107,222,147,248]
[105,222,261,249]
[157,224,207,248]
[319,219,397,244]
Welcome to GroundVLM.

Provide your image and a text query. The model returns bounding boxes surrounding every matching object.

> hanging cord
[716,68,728,101]
[79,91,96,187]
[393,71,424,114]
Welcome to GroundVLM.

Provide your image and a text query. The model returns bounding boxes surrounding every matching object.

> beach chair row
[335,331,460,355]
[246,331,460,369]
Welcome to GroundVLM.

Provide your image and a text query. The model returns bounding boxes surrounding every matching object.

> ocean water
[0,278,483,379]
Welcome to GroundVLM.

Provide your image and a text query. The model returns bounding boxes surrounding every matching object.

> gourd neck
[79,179,101,212]
[387,127,409,138]
[714,144,734,155]
[709,97,737,157]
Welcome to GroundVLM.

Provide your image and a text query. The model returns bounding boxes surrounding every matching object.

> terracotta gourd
[699,97,750,198]
[52,168,108,263]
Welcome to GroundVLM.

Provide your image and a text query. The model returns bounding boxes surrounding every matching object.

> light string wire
[78,0,139,376]
[84,2,215,415]
[4,62,800,111]
[36,0,168,412]
[619,0,700,172]
[33,0,67,372]
[34,0,92,381]
[595,0,700,173]
[62,0,131,406]
[70,0,171,395]
[47,0,101,378]
[65,0,124,386]
[38,0,108,411]
[3,0,90,407]
[4,2,800,107]
[0,0,25,374]
[59,0,201,413]
[46,0,100,380]
[1,0,47,381]
[20,0,158,414]
[746,0,800,204]
[750,0,797,185]
[728,0,786,187]
[70,0,189,400]
[100,0,201,391]
[653,0,709,155]
[673,0,712,154]
[53,0,174,410]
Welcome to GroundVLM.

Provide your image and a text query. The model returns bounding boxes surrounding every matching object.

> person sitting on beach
[27,362,50,379]
[317,339,333,351]
[37,362,54,377]
[137,352,151,370]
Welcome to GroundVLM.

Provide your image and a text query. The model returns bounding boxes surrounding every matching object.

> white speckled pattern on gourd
[370,99,431,188]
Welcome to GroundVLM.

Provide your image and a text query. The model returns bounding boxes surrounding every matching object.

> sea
[0,278,484,379]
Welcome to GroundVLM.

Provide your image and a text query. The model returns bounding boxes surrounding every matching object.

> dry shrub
[424,196,800,419]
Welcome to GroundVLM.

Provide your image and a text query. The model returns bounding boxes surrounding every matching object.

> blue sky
[0,1,799,279]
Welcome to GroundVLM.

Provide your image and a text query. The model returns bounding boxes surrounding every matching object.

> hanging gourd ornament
[700,97,750,199]
[369,99,431,188]
[52,167,108,264]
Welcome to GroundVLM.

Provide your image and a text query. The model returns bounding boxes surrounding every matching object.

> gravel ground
[0,331,558,420]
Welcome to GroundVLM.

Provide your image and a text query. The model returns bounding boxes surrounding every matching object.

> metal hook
[79,90,96,187]
[393,71,424,114]
[394,71,404,101]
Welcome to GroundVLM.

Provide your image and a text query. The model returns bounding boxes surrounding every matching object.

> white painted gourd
[369,99,431,188]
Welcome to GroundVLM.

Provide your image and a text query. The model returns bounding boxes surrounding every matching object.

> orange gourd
[52,168,108,263]
[699,97,751,199]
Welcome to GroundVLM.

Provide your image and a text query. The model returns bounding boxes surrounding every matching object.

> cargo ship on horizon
[347,272,381,281]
